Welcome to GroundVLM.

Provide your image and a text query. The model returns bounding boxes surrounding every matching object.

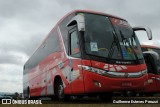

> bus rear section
[141,45,160,96]
[23,10,152,101]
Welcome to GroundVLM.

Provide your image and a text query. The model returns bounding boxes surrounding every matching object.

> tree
[15,92,19,99]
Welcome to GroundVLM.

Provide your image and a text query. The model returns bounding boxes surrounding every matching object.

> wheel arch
[54,75,62,95]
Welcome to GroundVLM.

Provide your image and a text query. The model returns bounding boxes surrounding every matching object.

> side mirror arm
[133,26,152,40]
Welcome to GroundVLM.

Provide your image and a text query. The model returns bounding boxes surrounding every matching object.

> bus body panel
[141,45,160,93]
[90,60,146,72]
[145,73,158,92]
[69,58,85,94]
[82,60,147,93]
[84,71,147,93]
[23,10,149,98]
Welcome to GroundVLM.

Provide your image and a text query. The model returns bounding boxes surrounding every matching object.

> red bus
[141,45,160,96]
[23,10,152,101]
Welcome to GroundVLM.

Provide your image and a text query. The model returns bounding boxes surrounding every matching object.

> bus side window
[69,30,80,58]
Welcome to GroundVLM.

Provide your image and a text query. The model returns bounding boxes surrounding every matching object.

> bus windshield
[142,47,160,74]
[84,13,143,61]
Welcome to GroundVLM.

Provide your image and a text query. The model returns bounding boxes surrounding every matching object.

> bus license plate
[122,82,132,87]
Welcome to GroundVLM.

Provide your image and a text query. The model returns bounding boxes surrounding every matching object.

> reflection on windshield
[84,13,120,59]
[110,18,143,60]
[84,13,143,61]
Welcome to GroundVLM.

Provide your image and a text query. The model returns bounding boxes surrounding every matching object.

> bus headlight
[141,69,147,75]
[90,67,107,75]
[78,65,147,78]
[78,65,108,75]
[87,66,107,75]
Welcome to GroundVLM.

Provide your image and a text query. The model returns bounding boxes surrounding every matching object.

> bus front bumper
[84,71,148,93]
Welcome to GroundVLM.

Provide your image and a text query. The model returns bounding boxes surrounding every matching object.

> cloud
[0,64,22,93]
[0,50,28,65]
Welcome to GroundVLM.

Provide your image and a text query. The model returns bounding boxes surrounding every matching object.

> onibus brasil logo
[2,99,42,104]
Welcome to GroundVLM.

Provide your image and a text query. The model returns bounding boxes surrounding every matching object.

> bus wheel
[99,93,112,102]
[57,79,69,101]
[123,91,137,97]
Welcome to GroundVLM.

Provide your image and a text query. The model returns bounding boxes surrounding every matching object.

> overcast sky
[0,0,160,93]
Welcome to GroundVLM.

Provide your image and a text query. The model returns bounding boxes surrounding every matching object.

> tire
[123,91,137,97]
[99,93,112,102]
[77,96,83,99]
[129,91,137,97]
[122,92,128,97]
[57,79,70,101]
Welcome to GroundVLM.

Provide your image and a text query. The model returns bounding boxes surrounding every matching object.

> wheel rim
[58,84,64,99]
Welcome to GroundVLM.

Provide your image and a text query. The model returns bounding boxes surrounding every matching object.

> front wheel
[57,80,70,101]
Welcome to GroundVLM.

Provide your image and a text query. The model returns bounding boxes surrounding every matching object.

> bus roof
[25,10,126,65]
[141,44,160,49]
[69,10,125,20]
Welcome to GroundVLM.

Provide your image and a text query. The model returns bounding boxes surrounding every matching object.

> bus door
[68,27,85,94]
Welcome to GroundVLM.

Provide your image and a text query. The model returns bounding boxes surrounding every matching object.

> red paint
[141,45,160,94]
[23,10,149,98]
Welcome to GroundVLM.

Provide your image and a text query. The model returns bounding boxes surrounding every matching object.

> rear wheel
[99,93,113,102]
[129,91,137,97]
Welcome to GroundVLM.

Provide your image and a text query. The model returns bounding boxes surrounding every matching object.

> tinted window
[59,14,75,54]
[24,29,61,74]
[142,47,160,74]
[84,13,143,61]
[110,18,143,60]
[70,30,80,57]
[148,48,160,74]
[45,30,61,56]
[84,13,117,58]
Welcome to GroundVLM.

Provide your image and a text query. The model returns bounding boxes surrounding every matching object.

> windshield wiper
[108,31,122,59]
[119,31,140,64]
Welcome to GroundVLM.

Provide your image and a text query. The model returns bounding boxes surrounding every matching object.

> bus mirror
[67,14,85,31]
[143,51,159,61]
[133,26,152,40]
